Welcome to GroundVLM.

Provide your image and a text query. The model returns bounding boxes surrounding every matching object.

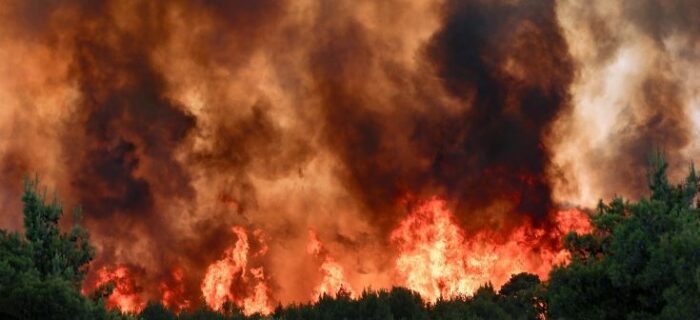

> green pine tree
[0,178,127,319]
[548,155,700,319]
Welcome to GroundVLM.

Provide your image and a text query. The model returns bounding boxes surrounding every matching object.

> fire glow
[3,0,687,316]
[307,230,353,301]
[93,266,145,314]
[200,226,272,315]
[86,197,589,314]
[391,198,590,302]
[159,267,190,312]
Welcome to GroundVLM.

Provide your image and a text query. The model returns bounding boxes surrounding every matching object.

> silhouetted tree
[499,273,545,320]
[141,301,177,320]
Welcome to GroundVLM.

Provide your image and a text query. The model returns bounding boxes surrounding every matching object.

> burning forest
[0,0,699,319]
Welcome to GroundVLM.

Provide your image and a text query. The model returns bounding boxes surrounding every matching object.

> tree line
[2,156,700,319]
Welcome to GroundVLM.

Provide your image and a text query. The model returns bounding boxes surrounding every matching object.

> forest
[2,156,700,320]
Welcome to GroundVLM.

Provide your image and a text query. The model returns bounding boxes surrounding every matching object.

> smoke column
[0,0,697,308]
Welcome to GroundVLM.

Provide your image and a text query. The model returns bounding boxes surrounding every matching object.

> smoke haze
[0,0,697,306]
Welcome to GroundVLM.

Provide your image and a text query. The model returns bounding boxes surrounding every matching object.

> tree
[141,301,177,320]
[498,273,545,320]
[547,156,700,319]
[384,287,428,320]
[22,178,94,286]
[430,284,511,320]
[0,179,125,319]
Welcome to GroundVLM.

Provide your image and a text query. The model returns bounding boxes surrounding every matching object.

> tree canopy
[548,156,700,319]
[0,179,126,319]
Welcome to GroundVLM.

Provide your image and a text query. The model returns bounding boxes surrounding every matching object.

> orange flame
[160,267,190,312]
[94,265,145,313]
[242,268,273,316]
[307,230,353,300]
[201,226,272,315]
[555,208,592,235]
[391,197,590,302]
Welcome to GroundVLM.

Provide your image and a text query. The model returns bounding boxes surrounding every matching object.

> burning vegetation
[0,0,698,319]
[200,226,272,315]
[391,198,590,302]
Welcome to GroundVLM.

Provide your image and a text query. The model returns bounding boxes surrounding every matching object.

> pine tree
[548,155,700,319]
[0,178,127,319]
[22,177,95,286]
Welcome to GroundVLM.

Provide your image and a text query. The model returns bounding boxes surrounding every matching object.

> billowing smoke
[0,0,697,309]
[307,0,573,234]
[549,0,700,205]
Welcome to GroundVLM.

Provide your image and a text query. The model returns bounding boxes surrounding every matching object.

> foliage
[0,179,127,319]
[22,178,95,286]
[547,155,700,319]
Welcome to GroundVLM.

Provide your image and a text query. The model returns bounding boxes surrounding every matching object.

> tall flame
[307,230,353,300]
[201,226,272,315]
[242,268,273,315]
[391,197,590,302]
[94,265,145,313]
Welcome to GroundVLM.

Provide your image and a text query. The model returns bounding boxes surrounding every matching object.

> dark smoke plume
[312,0,572,229]
[0,0,696,306]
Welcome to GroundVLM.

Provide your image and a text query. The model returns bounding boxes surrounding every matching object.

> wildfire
[307,230,353,300]
[391,197,590,302]
[1,0,692,315]
[93,265,145,313]
[160,267,190,312]
[201,226,272,315]
[242,274,273,316]
[79,201,590,313]
[555,208,593,235]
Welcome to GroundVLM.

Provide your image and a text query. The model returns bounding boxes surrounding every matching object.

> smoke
[0,0,697,307]
[308,0,573,233]
[549,0,700,205]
